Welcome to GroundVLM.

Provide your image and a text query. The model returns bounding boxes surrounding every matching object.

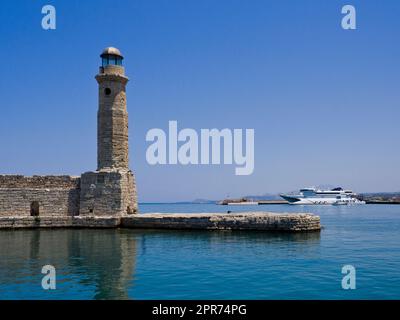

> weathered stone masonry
[0,175,80,217]
[79,170,137,216]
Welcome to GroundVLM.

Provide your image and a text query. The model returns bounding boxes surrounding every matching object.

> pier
[0,212,321,232]
[121,212,320,232]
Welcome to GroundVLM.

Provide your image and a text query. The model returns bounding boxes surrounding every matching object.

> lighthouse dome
[100,47,123,67]
[101,47,123,58]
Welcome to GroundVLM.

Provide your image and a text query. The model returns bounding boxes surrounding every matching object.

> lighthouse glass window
[116,57,122,65]
[102,56,123,67]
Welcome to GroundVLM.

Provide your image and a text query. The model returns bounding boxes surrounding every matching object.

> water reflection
[0,229,320,300]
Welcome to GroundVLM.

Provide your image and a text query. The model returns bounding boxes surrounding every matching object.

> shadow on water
[0,228,320,299]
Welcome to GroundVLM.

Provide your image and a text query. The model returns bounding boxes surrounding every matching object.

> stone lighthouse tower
[96,47,129,171]
[79,47,138,216]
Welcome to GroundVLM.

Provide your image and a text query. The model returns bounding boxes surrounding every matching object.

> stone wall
[121,212,321,232]
[0,171,137,219]
[0,216,121,228]
[79,170,137,216]
[123,171,138,214]
[0,212,321,231]
[0,175,80,188]
[0,175,80,217]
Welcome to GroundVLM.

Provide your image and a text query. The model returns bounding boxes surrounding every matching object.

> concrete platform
[0,212,321,232]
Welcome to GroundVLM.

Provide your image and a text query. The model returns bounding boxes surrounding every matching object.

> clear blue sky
[1,0,399,201]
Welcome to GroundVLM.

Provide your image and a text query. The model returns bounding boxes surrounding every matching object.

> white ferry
[280,187,365,205]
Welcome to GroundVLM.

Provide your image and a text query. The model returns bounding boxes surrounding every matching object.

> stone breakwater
[121,213,321,232]
[0,216,121,229]
[0,212,321,232]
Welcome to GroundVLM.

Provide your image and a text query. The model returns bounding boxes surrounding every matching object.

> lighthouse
[96,47,129,171]
[79,47,138,216]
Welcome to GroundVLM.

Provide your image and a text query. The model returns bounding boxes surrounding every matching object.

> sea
[0,203,399,300]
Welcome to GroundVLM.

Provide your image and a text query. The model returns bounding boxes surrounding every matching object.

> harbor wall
[0,175,80,217]
[121,213,321,232]
[79,170,138,216]
[0,216,120,228]
[0,172,138,218]
[0,212,321,232]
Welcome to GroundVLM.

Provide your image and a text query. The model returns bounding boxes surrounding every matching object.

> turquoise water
[0,203,399,299]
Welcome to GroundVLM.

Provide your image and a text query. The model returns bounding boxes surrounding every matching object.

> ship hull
[280,193,365,205]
